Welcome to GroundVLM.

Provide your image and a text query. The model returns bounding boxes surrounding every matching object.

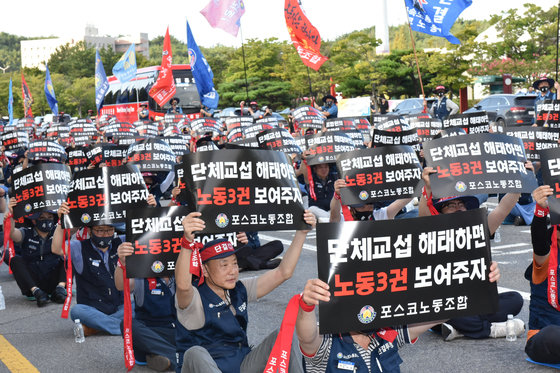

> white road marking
[498,286,531,301]
[259,233,317,252]
[491,243,529,250]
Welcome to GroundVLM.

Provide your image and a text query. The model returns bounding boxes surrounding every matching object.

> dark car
[392,98,436,116]
[464,94,537,127]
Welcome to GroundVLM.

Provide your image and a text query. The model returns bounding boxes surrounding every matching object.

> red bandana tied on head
[181,237,235,285]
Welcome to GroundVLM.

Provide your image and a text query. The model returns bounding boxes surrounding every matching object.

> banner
[112,44,137,84]
[21,72,33,118]
[409,117,443,143]
[125,206,190,278]
[538,147,560,224]
[325,118,366,148]
[12,163,71,218]
[305,131,355,165]
[28,140,67,163]
[187,21,219,109]
[317,208,498,334]
[179,149,307,233]
[256,128,302,154]
[336,146,423,204]
[424,133,537,197]
[200,0,245,37]
[443,112,490,134]
[95,49,110,111]
[64,164,149,228]
[126,139,176,172]
[284,0,328,70]
[404,0,472,44]
[149,27,176,107]
[506,126,559,160]
[44,64,58,116]
[535,100,560,128]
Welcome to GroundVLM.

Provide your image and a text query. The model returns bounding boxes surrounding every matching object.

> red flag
[21,72,34,118]
[284,0,328,71]
[330,77,336,96]
[149,27,176,106]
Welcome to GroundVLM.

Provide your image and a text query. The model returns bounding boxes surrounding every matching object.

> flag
[95,49,110,111]
[21,72,33,118]
[149,27,176,107]
[8,78,13,125]
[112,44,137,83]
[200,0,245,37]
[44,64,58,116]
[404,0,472,44]
[187,21,220,109]
[284,0,328,71]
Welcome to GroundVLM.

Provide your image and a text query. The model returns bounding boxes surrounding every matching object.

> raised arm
[385,197,413,220]
[329,179,346,223]
[296,278,330,356]
[7,197,23,244]
[255,210,316,299]
[418,166,434,217]
[114,242,135,292]
[531,185,553,266]
[51,201,78,256]
[175,212,205,309]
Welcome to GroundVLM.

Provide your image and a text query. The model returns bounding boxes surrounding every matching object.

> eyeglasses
[441,200,465,211]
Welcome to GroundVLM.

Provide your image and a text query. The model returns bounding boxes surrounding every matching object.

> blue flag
[44,64,59,116]
[95,49,110,111]
[112,44,137,83]
[8,78,13,125]
[187,21,219,109]
[404,0,472,44]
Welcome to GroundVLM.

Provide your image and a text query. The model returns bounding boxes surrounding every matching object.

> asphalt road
[0,198,554,372]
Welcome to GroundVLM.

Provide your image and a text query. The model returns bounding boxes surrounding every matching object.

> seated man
[175,210,316,373]
[7,198,66,307]
[116,242,177,372]
[419,166,525,340]
[297,262,501,372]
[525,185,560,364]
[304,163,337,222]
[52,201,129,336]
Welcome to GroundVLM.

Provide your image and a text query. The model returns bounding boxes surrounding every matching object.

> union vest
[175,281,251,373]
[434,97,450,120]
[74,237,123,315]
[525,264,560,330]
[20,227,61,278]
[134,277,175,327]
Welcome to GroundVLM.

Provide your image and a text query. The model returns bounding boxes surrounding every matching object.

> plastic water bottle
[506,314,517,342]
[0,286,5,310]
[74,319,85,343]
[494,227,501,243]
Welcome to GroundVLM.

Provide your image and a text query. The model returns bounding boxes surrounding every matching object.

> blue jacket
[134,277,176,327]
[175,281,251,373]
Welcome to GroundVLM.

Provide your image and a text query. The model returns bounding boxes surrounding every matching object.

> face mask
[91,233,111,248]
[36,219,54,232]
[352,211,371,221]
[438,92,445,97]
[540,86,549,93]
[325,101,333,108]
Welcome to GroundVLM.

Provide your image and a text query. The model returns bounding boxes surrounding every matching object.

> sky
[1,0,558,48]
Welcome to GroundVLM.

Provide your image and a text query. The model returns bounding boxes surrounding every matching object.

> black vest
[134,277,176,327]
[74,237,123,314]
[20,227,61,278]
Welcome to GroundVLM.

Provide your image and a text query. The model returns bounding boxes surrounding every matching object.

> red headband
[182,238,235,285]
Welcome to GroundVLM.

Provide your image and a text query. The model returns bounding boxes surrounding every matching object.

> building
[20,25,149,70]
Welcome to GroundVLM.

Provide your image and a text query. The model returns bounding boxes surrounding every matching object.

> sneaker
[82,324,100,337]
[513,216,525,226]
[146,354,171,372]
[32,288,49,307]
[50,286,67,304]
[441,323,463,341]
[489,318,525,338]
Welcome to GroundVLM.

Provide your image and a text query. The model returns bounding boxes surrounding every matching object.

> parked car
[464,94,537,127]
[392,98,436,116]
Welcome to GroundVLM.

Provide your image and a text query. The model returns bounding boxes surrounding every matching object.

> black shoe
[146,355,171,372]
[513,216,525,226]
[51,286,67,304]
[32,288,49,307]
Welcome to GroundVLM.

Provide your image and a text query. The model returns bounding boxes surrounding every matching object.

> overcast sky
[2,0,557,48]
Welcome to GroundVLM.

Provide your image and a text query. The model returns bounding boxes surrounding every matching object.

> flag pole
[556,0,560,81]
[404,8,426,107]
[239,25,250,101]
[306,66,314,106]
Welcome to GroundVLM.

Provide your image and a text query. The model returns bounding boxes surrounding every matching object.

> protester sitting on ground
[296,261,501,372]
[52,195,157,336]
[174,210,316,373]
[500,192,536,226]
[7,198,66,307]
[300,162,337,222]
[419,166,525,341]
[115,242,177,372]
[525,185,560,364]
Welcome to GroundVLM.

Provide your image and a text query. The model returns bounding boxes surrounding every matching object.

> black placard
[243,123,277,139]
[190,118,223,136]
[317,209,498,334]
[506,126,560,160]
[163,136,190,156]
[372,128,421,154]
[179,149,307,233]
[28,140,67,162]
[256,128,302,154]
[67,146,90,173]
[325,118,365,148]
[12,163,71,218]
[336,146,422,204]
[443,112,490,134]
[127,139,176,172]
[64,164,149,227]
[536,100,560,127]
[375,116,408,131]
[539,147,560,224]
[409,118,443,143]
[305,131,355,165]
[293,105,325,130]
[2,130,29,150]
[424,133,537,197]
